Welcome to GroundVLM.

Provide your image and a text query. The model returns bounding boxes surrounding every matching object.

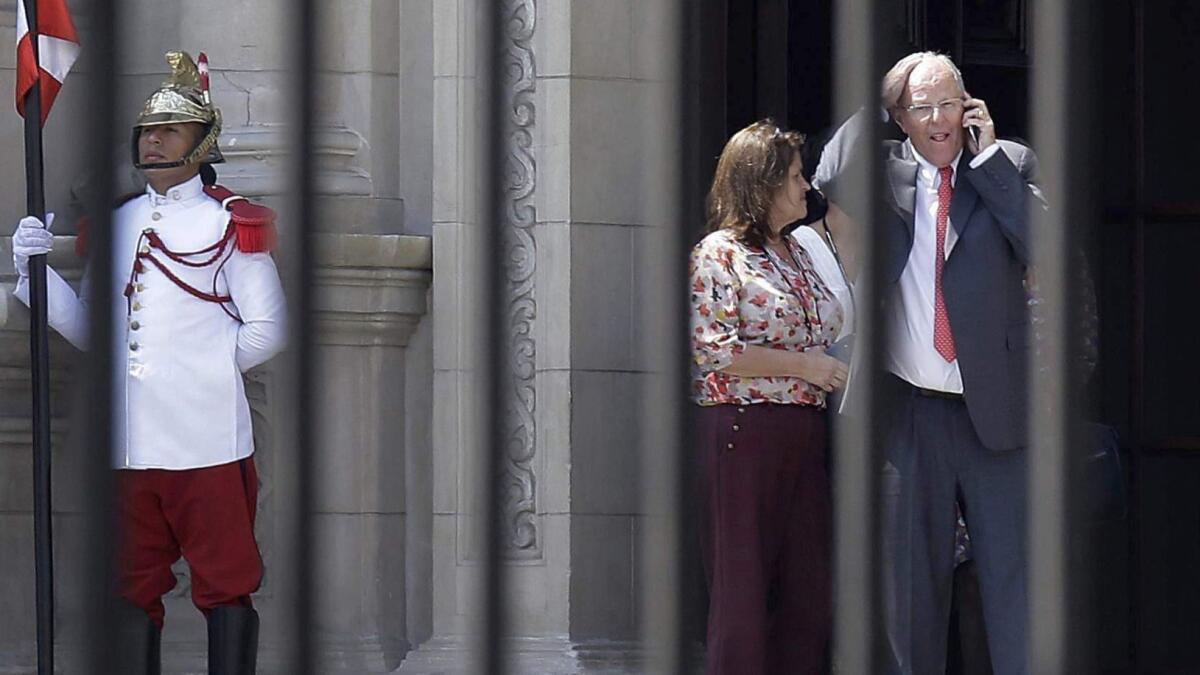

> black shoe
[207,606,259,675]
[115,600,161,675]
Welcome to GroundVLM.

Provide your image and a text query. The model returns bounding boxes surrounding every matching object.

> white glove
[13,213,54,278]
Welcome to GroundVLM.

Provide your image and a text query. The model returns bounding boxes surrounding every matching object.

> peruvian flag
[15,0,81,124]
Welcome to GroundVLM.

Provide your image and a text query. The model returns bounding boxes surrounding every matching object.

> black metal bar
[81,0,119,670]
[631,3,694,671]
[292,0,317,670]
[829,0,887,672]
[1129,0,1146,666]
[672,3,702,670]
[1030,0,1095,668]
[676,6,700,672]
[1029,2,1065,672]
[19,1,54,671]
[635,1,697,671]
[481,0,507,670]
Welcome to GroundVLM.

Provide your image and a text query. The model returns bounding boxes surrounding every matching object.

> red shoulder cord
[122,185,275,321]
[124,222,242,321]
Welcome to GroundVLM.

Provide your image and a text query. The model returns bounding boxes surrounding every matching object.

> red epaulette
[203,184,278,254]
[75,192,142,258]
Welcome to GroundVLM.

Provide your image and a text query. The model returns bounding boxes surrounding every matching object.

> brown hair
[706,120,805,249]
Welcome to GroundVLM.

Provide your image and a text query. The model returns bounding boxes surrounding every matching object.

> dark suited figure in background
[815,52,1043,675]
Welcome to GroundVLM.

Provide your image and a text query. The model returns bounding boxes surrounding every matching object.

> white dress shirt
[792,226,854,341]
[14,175,288,470]
[886,141,998,393]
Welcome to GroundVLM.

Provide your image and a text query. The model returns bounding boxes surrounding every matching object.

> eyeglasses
[901,98,965,121]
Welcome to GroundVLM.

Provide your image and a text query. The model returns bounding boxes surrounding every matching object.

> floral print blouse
[690,228,844,406]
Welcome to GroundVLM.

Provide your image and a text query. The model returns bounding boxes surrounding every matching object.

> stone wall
[0,0,685,671]
[0,0,436,672]
[404,0,681,671]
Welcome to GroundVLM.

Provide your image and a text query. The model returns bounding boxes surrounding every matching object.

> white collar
[907,141,962,188]
[145,174,205,206]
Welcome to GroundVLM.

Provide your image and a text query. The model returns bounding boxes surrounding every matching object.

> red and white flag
[15,0,81,124]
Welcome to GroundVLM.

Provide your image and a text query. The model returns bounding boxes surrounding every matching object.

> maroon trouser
[697,404,831,675]
[117,457,263,628]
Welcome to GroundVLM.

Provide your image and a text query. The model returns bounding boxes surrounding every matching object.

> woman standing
[691,121,847,674]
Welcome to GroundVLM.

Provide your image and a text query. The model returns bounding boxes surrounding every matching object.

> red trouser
[117,457,263,628]
[697,404,832,675]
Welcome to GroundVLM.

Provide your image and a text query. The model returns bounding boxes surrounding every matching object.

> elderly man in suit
[815,52,1042,675]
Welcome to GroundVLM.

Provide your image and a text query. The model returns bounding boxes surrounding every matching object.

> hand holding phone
[961,93,993,152]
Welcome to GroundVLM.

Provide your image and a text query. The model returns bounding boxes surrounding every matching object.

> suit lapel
[949,151,979,244]
[886,144,918,239]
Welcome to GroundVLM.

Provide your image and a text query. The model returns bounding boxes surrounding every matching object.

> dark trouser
[881,385,1029,675]
[117,457,263,628]
[948,560,994,675]
[697,403,831,675]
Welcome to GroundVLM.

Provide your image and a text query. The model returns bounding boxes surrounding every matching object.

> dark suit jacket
[816,111,1042,451]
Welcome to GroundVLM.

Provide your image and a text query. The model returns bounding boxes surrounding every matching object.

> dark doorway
[698,0,1200,672]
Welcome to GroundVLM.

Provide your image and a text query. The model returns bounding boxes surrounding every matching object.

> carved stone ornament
[498,0,538,557]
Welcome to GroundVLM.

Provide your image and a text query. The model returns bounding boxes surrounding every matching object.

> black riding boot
[115,600,161,675]
[207,606,259,675]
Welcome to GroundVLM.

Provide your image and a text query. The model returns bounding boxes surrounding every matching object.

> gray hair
[881,52,965,112]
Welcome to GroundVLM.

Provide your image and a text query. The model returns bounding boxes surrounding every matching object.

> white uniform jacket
[14,175,288,470]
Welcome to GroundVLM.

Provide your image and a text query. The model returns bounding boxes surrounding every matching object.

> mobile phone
[963,94,981,146]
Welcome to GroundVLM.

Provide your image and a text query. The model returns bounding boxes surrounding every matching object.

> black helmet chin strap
[134,158,191,170]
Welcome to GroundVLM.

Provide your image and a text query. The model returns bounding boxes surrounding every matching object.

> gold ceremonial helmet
[131,51,224,170]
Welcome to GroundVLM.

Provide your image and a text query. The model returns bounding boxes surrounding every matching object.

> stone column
[173,4,424,670]
[405,1,674,671]
[309,233,432,673]
[173,0,395,230]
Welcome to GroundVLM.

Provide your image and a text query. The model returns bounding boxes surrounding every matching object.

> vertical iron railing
[638,0,695,673]
[1030,0,1092,671]
[55,1,1097,671]
[81,0,119,671]
[670,2,703,671]
[1028,1,1070,664]
[829,1,888,673]
[1128,0,1146,666]
[481,0,508,671]
[290,0,318,670]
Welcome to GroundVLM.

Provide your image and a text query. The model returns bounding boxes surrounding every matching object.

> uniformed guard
[10,51,286,675]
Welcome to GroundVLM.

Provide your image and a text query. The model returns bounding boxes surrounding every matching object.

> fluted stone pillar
[403,1,674,672]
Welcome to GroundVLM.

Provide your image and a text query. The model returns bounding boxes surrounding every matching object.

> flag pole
[20,0,56,672]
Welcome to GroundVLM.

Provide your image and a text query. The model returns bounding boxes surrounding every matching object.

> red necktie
[934,165,957,362]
